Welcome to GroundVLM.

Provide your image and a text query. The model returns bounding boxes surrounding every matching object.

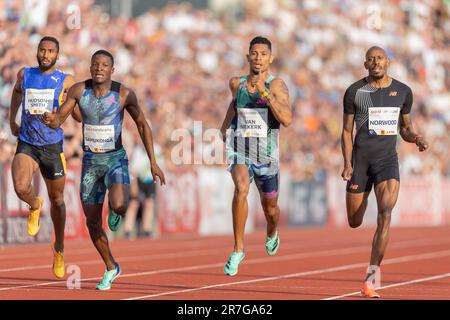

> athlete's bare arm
[220,77,240,142]
[61,75,82,123]
[399,114,428,152]
[123,87,166,185]
[42,82,84,128]
[266,79,292,127]
[62,74,75,101]
[9,67,25,137]
[341,113,355,180]
[71,105,82,122]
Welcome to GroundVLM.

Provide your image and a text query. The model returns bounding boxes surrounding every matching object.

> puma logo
[54,170,64,177]
[389,91,397,96]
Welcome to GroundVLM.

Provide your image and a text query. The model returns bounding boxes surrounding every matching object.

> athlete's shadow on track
[0,276,65,283]
[171,270,296,278]
[78,280,347,298]
[75,280,191,294]
[0,276,71,292]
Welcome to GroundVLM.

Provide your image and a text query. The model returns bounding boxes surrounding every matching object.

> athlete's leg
[346,149,372,228]
[260,196,279,238]
[11,153,40,209]
[224,164,250,275]
[44,177,66,253]
[255,173,280,238]
[79,155,115,269]
[231,164,250,252]
[260,194,280,256]
[83,203,117,271]
[368,179,399,269]
[108,183,130,217]
[346,191,371,228]
[105,151,130,232]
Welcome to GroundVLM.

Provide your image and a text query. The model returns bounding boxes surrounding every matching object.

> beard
[38,58,56,71]
[370,71,384,80]
[251,68,262,75]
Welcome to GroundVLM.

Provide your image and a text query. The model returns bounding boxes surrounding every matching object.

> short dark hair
[39,36,59,52]
[92,50,114,66]
[249,36,272,52]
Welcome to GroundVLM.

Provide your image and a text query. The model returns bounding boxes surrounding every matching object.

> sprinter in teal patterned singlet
[78,78,128,206]
[220,36,292,276]
[43,50,165,290]
[9,36,74,280]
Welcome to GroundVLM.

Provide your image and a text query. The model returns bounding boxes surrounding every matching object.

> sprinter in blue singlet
[9,36,74,279]
[43,50,165,291]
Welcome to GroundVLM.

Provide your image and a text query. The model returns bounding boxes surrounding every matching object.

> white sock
[366,265,380,286]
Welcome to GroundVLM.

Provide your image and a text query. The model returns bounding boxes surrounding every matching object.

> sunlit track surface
[1,226,450,300]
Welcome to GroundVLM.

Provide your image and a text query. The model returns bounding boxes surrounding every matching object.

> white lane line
[0,247,224,273]
[2,227,445,261]
[324,272,450,300]
[1,235,448,274]
[0,236,449,292]
[0,232,348,264]
[124,249,450,300]
[0,229,343,261]
[0,242,359,273]
[0,244,371,291]
[0,237,230,261]
[1,238,450,295]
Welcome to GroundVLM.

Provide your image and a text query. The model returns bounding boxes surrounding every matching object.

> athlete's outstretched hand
[341,165,353,181]
[415,135,429,152]
[42,107,60,129]
[151,163,166,186]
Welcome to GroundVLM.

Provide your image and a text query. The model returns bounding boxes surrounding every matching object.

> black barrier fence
[0,160,330,244]
[288,174,328,227]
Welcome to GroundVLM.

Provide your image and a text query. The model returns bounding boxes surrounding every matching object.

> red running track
[0,226,450,300]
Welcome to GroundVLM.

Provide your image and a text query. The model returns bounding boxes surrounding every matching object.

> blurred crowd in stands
[1,0,449,182]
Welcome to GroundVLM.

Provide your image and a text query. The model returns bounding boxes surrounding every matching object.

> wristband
[262,91,269,97]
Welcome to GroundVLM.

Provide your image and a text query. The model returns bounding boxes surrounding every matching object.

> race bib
[84,124,115,152]
[236,108,268,138]
[368,107,400,135]
[25,88,55,115]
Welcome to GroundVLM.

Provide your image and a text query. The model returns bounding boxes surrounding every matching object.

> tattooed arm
[265,79,292,127]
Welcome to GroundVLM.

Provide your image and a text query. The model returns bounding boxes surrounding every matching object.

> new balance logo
[389,91,397,96]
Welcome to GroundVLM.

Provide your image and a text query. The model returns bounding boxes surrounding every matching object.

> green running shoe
[96,263,121,291]
[223,251,245,276]
[108,205,122,232]
[265,231,280,256]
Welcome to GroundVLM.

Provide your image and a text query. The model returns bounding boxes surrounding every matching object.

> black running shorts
[346,152,399,193]
[15,140,66,180]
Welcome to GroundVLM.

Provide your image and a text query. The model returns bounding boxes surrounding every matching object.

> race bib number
[236,108,268,138]
[25,88,55,115]
[368,107,400,135]
[84,124,115,152]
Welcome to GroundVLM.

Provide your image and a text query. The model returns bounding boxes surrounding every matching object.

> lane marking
[324,272,450,300]
[124,249,450,300]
